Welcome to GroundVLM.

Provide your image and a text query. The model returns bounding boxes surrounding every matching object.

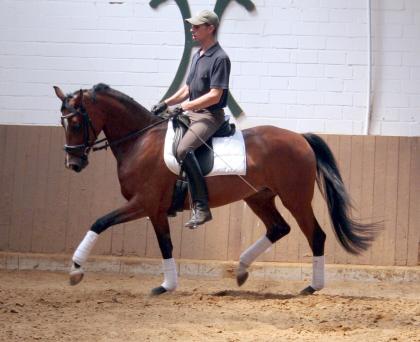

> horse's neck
[100,98,160,160]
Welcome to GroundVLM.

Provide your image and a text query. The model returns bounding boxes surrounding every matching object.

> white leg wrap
[161,258,178,291]
[311,255,325,290]
[72,231,99,266]
[238,235,273,274]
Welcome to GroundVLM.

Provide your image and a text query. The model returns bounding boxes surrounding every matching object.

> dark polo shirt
[186,42,231,111]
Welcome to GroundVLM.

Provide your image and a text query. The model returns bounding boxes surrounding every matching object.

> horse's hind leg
[286,203,326,295]
[237,189,291,286]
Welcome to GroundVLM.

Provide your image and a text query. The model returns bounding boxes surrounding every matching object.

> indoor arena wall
[0,126,418,266]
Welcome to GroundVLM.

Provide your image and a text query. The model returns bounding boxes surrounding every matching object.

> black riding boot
[182,151,212,228]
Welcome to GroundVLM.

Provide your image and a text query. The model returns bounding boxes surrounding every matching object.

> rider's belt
[193,108,225,116]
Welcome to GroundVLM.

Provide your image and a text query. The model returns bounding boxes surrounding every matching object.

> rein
[92,117,169,151]
[61,96,169,154]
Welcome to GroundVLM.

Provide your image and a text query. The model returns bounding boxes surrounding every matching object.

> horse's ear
[75,89,84,105]
[53,86,66,101]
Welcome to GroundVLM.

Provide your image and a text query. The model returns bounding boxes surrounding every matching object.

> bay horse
[54,83,376,296]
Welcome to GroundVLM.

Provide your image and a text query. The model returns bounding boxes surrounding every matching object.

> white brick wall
[0,0,419,136]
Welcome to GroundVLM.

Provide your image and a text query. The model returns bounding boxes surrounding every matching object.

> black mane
[90,83,151,115]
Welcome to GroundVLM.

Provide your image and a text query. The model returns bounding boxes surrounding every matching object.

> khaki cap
[185,10,219,28]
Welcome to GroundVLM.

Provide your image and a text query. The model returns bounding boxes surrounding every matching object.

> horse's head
[54,86,104,172]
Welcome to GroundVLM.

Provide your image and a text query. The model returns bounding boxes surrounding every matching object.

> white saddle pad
[163,119,247,177]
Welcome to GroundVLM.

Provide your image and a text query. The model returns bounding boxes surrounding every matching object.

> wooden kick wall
[0,125,419,266]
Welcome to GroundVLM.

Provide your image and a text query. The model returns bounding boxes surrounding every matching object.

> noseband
[61,99,96,157]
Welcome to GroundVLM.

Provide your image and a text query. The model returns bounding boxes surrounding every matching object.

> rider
[151,10,231,228]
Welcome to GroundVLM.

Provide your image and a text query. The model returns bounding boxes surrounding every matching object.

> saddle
[171,113,236,175]
[167,113,236,217]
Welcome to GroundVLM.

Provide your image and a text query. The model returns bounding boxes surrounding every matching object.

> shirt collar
[197,42,220,57]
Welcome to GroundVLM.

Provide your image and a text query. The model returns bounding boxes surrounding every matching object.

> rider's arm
[164,84,189,106]
[181,88,223,111]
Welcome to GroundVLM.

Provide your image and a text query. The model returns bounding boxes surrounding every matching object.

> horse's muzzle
[65,154,89,173]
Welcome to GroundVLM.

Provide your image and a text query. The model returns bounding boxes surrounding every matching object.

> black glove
[151,102,168,116]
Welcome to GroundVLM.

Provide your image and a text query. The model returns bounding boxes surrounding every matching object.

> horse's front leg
[69,200,144,285]
[149,214,178,296]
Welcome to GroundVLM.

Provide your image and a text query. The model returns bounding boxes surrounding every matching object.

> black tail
[302,133,378,254]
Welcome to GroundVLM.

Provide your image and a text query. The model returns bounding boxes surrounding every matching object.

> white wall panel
[0,0,418,136]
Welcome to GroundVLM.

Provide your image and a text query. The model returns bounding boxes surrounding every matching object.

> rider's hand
[151,102,168,116]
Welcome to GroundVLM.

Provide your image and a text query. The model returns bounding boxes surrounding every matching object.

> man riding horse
[151,10,230,228]
[54,9,377,296]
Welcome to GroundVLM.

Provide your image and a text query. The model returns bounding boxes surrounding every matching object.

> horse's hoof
[69,265,84,286]
[150,286,168,296]
[300,286,316,295]
[69,271,84,286]
[236,271,249,287]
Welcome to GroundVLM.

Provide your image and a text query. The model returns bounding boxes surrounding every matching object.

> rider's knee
[176,147,192,163]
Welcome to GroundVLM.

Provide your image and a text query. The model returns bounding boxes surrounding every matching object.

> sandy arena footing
[1,252,419,284]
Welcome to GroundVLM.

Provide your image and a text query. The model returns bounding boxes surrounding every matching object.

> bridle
[60,96,170,157]
[61,99,96,158]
